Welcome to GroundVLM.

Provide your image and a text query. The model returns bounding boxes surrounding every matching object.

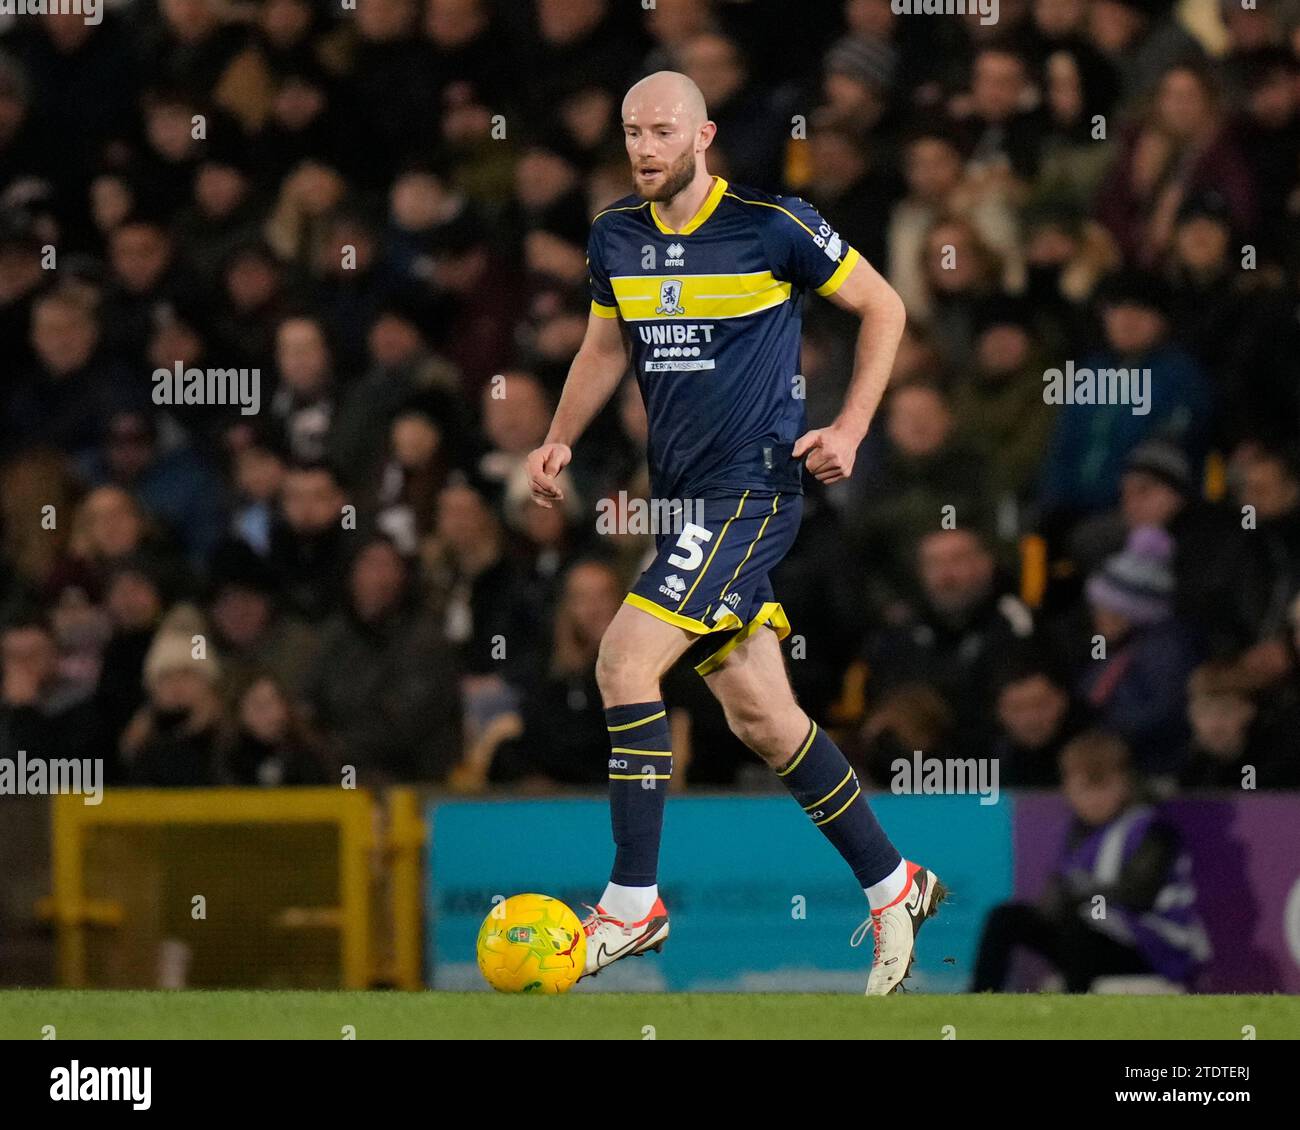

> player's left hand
[792,425,859,484]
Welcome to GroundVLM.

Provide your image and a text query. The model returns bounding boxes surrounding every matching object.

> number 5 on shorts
[667,523,713,571]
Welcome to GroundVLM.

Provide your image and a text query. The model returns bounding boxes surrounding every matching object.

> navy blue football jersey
[587,176,860,501]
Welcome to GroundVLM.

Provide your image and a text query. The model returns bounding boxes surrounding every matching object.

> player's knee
[595,635,652,703]
[594,638,626,697]
[724,697,782,759]
[726,695,807,764]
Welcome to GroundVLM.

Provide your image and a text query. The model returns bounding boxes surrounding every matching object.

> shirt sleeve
[764,196,860,297]
[587,222,618,319]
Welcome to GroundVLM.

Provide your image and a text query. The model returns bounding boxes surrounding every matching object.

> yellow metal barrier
[48,788,378,989]
[384,788,426,990]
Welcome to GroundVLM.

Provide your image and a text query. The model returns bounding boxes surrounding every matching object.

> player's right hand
[526,442,571,508]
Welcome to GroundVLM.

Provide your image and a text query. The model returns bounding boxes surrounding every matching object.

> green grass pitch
[0,991,1295,1039]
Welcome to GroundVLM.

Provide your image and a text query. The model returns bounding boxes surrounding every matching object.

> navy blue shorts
[625,491,803,675]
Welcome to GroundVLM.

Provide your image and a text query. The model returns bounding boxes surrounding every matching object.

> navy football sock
[775,720,901,888]
[605,702,673,887]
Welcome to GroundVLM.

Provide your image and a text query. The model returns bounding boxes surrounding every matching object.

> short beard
[635,149,697,203]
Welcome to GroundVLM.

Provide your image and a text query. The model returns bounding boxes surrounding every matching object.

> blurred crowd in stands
[0,0,1298,796]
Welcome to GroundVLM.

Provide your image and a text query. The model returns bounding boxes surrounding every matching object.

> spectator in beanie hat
[1071,437,1263,661]
[1078,525,1200,776]
[1121,442,1258,659]
[1124,436,1193,499]
[124,611,226,786]
[1086,524,1177,625]
[823,36,897,136]
[140,607,222,691]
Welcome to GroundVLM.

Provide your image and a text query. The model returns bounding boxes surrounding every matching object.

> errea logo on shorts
[659,575,686,602]
[665,242,685,267]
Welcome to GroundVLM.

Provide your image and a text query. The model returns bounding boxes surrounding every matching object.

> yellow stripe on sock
[607,710,666,732]
[609,748,673,757]
[814,786,861,826]
[777,722,817,777]
[804,768,854,812]
[609,773,673,781]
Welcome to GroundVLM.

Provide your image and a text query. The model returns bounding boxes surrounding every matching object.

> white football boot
[855,862,948,996]
[580,898,670,978]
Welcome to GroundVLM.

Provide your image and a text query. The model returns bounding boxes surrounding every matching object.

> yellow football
[476,893,587,993]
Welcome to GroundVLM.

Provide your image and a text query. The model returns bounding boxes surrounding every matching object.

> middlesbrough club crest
[656,278,686,316]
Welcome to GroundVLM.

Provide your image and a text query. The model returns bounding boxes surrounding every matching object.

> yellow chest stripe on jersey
[609,271,792,321]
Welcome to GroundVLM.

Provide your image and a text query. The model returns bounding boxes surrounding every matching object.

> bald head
[622,70,709,130]
[621,71,714,201]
